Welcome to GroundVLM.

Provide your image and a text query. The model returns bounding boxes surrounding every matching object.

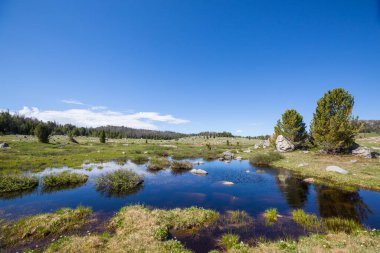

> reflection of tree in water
[315,185,372,222]
[276,171,309,209]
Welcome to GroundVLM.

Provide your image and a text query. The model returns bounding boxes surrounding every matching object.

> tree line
[0,111,236,142]
[0,111,186,140]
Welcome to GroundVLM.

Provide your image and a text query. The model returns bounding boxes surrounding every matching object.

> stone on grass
[275,135,295,152]
[297,163,309,167]
[326,166,348,175]
[352,146,373,159]
[190,169,208,175]
[236,156,242,160]
[0,143,9,149]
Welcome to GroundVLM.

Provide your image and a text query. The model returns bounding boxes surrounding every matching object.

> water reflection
[275,171,309,209]
[315,185,372,221]
[96,183,144,198]
[42,182,88,193]
[0,187,37,200]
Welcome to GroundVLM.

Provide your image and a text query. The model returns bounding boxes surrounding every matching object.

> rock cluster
[0,143,9,149]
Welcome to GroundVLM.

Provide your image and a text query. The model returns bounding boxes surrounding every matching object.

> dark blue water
[1,159,379,230]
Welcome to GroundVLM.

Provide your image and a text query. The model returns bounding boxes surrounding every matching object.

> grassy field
[0,134,379,191]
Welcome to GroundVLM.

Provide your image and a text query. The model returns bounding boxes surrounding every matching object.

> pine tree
[274,109,307,144]
[99,130,106,143]
[34,123,51,143]
[310,88,362,152]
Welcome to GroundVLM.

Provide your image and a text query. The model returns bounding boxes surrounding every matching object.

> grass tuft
[0,174,38,193]
[42,171,88,190]
[171,161,193,171]
[96,169,143,196]
[292,209,322,229]
[147,157,171,171]
[249,152,284,166]
[264,208,278,224]
[219,233,240,250]
[226,210,254,225]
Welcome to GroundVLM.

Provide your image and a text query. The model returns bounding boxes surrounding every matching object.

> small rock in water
[222,181,234,186]
[190,169,208,175]
[303,178,315,183]
[246,170,250,173]
[326,165,348,174]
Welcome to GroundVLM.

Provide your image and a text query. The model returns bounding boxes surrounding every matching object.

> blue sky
[1,0,379,136]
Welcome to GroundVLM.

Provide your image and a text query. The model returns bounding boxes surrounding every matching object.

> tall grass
[249,152,284,166]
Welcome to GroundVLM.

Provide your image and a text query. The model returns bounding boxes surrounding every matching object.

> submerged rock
[221,181,234,186]
[352,146,373,158]
[190,169,208,175]
[326,165,348,175]
[275,135,295,152]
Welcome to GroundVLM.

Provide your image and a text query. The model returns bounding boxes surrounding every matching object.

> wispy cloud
[17,106,189,130]
[236,129,243,133]
[61,99,85,105]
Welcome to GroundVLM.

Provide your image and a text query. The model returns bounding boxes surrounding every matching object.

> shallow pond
[1,159,380,252]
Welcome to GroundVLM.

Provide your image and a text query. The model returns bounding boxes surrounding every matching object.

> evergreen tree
[34,123,51,143]
[99,130,106,143]
[274,109,307,143]
[310,88,362,152]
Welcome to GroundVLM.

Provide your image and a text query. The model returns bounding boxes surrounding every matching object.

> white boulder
[326,165,348,175]
[276,135,295,152]
[352,146,373,158]
[190,169,208,175]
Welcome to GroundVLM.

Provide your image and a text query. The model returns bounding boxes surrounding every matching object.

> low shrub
[42,171,88,189]
[249,152,284,166]
[0,174,38,193]
[292,209,321,229]
[171,161,192,170]
[0,206,92,246]
[96,169,143,196]
[147,158,170,171]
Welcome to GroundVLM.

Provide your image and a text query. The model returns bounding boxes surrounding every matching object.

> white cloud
[61,99,84,105]
[236,129,243,133]
[17,106,189,130]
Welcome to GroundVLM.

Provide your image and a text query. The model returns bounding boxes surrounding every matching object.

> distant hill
[360,120,380,133]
